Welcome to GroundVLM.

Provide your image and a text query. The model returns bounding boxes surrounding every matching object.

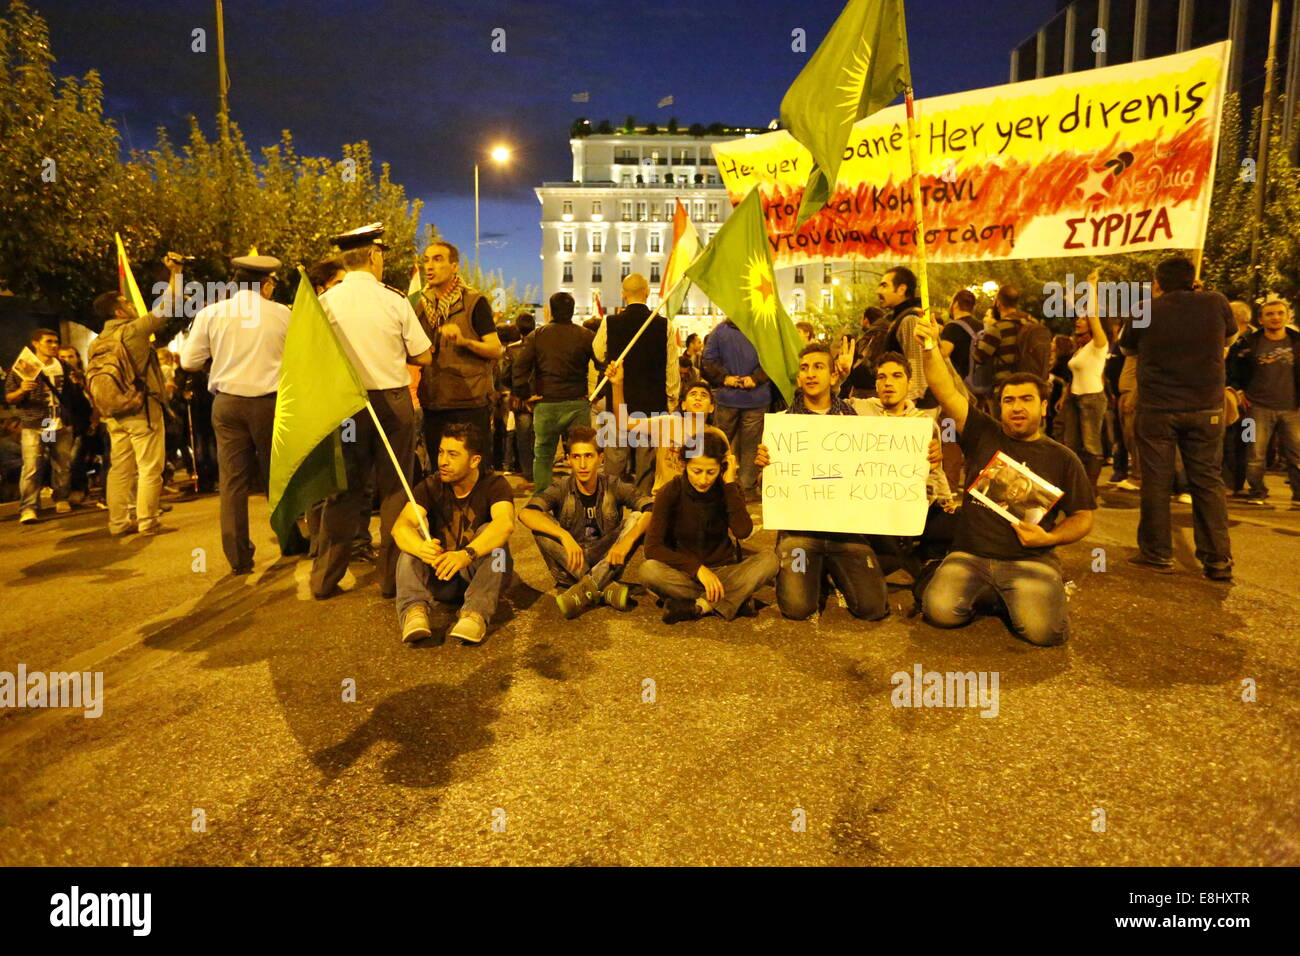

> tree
[1202,92,1300,299]
[666,117,679,134]
[596,119,613,134]
[0,0,124,314]
[688,123,705,137]
[623,115,636,133]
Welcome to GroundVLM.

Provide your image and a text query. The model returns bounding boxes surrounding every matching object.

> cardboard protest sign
[714,42,1229,265]
[761,413,931,535]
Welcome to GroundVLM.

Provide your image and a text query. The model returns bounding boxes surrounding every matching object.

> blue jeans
[394,547,512,628]
[640,550,779,620]
[1244,405,1300,501]
[20,427,73,511]
[1136,407,1231,568]
[532,512,642,589]
[922,550,1069,646]
[776,532,888,620]
[712,404,765,494]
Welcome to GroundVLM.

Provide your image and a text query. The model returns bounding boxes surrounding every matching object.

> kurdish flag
[660,198,700,320]
[114,232,148,318]
[407,262,422,298]
[684,189,802,405]
[268,268,369,548]
[780,0,911,225]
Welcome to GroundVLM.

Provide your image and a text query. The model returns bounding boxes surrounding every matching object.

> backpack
[952,316,994,396]
[1014,318,1053,380]
[86,324,146,419]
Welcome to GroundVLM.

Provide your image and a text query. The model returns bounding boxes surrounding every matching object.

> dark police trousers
[212,392,277,572]
[311,387,415,597]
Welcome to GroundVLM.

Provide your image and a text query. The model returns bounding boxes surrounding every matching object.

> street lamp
[475,144,512,267]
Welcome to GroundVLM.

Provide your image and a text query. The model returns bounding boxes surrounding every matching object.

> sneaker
[448,612,486,645]
[556,575,599,619]
[1127,554,1175,574]
[1240,496,1270,506]
[600,580,632,611]
[1291,501,1300,510]
[1113,479,1140,491]
[401,605,432,643]
[662,597,701,624]
[1203,564,1233,582]
[18,509,37,525]
[55,501,71,514]
[1175,493,1193,504]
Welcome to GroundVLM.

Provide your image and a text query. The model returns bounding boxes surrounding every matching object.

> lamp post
[475,144,512,267]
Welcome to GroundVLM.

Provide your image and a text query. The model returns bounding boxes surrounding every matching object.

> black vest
[606,304,668,414]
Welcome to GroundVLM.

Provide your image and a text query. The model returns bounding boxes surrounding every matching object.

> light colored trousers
[105,398,166,533]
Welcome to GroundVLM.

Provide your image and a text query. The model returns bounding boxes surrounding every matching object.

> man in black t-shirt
[517,425,653,618]
[1118,256,1236,579]
[914,314,1095,646]
[391,424,515,645]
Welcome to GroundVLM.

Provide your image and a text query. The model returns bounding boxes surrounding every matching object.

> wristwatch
[463,546,479,561]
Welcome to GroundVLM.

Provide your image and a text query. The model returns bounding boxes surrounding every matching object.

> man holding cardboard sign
[754,342,931,621]
[913,312,1095,647]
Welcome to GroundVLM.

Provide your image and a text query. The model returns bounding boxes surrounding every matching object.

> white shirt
[319,271,432,390]
[182,289,290,396]
[1067,337,1108,396]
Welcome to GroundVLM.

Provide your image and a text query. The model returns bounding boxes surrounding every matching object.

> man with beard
[914,313,1095,647]
[411,241,502,468]
[391,424,515,645]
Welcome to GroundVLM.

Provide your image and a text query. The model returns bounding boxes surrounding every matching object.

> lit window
[708,201,719,223]
[563,262,574,283]
[621,262,631,279]
[650,233,661,253]
[650,262,661,282]
[561,231,574,253]
[591,200,602,220]
[562,200,573,221]
[621,201,633,221]
[637,201,648,222]
[592,262,602,282]
[794,266,804,284]
[591,232,603,253]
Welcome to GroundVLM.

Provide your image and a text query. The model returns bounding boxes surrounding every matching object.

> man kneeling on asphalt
[753,342,890,621]
[392,423,515,645]
[517,424,653,619]
[914,312,1095,646]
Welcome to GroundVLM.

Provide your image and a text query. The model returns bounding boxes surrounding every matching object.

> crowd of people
[5,231,1298,647]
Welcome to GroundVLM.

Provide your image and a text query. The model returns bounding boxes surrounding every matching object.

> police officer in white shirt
[181,254,293,574]
[313,223,433,600]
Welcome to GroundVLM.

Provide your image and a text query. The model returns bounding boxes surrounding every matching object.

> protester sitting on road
[641,429,778,624]
[517,424,653,619]
[606,357,714,493]
[511,292,595,492]
[391,424,515,646]
[849,351,957,604]
[913,312,1096,647]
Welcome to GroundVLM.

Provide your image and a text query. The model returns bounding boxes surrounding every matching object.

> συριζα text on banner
[712,42,1230,265]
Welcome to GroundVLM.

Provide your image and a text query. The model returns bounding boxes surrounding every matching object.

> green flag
[268,268,369,548]
[685,189,802,406]
[780,0,911,225]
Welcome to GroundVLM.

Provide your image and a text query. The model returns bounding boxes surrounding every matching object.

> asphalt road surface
[1,478,1296,866]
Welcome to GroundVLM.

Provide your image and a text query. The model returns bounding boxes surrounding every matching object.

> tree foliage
[0,0,425,325]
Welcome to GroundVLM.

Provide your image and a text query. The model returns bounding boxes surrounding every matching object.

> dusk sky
[39,0,1061,290]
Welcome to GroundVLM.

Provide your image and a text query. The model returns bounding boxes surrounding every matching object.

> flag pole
[364,400,432,541]
[587,271,692,403]
[903,86,931,316]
